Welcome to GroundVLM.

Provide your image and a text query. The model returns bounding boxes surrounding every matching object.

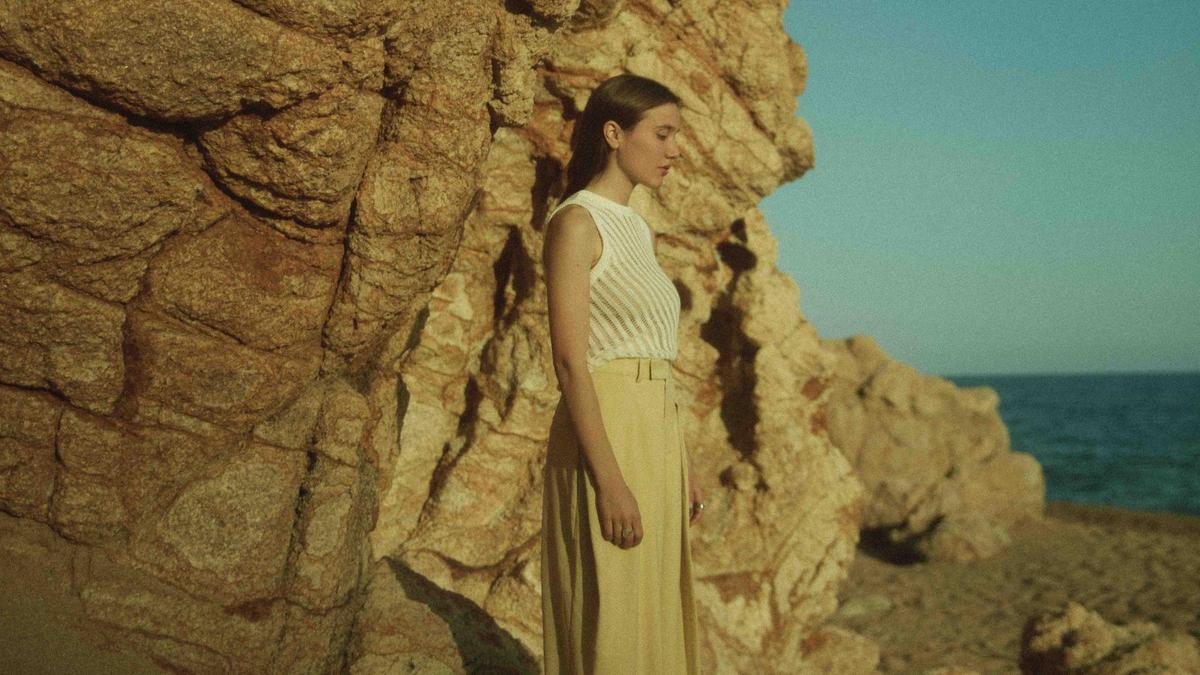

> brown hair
[562,73,682,199]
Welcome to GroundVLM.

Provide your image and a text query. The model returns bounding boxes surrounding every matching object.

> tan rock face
[0,388,59,521]
[229,0,409,37]
[823,334,1046,561]
[0,0,1015,672]
[197,86,387,226]
[368,2,868,671]
[0,0,552,669]
[0,0,369,122]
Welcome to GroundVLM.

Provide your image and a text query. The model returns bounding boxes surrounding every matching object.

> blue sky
[764,1,1200,376]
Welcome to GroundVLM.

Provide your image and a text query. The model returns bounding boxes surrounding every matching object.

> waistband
[592,357,674,382]
[591,357,677,417]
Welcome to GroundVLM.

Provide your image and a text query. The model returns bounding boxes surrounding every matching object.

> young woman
[540,73,704,674]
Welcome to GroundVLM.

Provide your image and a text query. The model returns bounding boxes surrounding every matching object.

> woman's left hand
[687,457,704,525]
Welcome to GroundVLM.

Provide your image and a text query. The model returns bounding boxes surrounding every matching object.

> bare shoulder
[546,204,600,247]
[548,203,597,235]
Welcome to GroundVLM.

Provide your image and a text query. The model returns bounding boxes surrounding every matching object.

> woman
[540,73,704,674]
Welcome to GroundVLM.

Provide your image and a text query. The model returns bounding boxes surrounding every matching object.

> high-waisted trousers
[540,356,701,674]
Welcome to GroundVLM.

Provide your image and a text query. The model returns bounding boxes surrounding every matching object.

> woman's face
[608,102,683,189]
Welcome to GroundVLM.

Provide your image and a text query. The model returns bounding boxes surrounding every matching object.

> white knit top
[546,188,681,371]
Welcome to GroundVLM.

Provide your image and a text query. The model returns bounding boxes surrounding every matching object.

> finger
[603,518,614,545]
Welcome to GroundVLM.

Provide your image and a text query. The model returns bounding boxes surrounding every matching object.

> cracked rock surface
[0,0,1038,672]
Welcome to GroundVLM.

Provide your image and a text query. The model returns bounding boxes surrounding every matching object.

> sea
[943,372,1200,518]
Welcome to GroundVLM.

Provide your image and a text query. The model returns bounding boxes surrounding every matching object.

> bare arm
[543,204,642,548]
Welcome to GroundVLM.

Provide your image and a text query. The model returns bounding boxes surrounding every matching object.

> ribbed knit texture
[546,188,681,371]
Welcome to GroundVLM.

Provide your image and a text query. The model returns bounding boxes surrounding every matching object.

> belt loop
[663,362,671,419]
[635,358,644,382]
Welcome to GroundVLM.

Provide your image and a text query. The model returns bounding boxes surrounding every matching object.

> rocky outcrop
[0,0,1028,671]
[1,0,552,670]
[0,0,375,122]
[365,1,868,669]
[1020,601,1200,674]
[823,335,1045,561]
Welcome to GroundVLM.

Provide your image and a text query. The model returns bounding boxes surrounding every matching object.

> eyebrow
[655,124,679,131]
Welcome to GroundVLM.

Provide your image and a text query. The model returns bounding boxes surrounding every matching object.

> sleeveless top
[545,188,681,371]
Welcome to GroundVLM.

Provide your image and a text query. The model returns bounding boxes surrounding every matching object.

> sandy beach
[3,501,1199,673]
[830,500,1200,674]
[0,563,162,675]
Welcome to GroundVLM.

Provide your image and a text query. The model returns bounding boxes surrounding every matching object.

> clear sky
[764,1,1200,376]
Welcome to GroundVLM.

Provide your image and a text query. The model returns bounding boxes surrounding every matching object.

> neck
[584,174,635,206]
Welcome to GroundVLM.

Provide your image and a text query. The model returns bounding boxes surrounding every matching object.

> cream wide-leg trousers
[540,356,700,675]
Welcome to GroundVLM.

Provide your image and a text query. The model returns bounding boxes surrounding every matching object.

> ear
[601,120,622,150]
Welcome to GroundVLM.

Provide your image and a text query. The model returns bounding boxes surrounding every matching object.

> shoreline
[830,500,1200,673]
[1041,499,1200,536]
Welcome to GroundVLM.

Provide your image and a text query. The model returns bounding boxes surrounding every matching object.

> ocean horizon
[940,369,1199,378]
[942,371,1200,518]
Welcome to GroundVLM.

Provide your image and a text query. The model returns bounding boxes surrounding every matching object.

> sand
[0,568,162,675]
[3,501,1198,673]
[829,500,1200,674]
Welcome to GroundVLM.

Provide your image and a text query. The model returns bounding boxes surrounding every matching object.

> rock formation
[1020,601,1200,674]
[2,1,555,670]
[1,0,1039,672]
[823,335,1046,562]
